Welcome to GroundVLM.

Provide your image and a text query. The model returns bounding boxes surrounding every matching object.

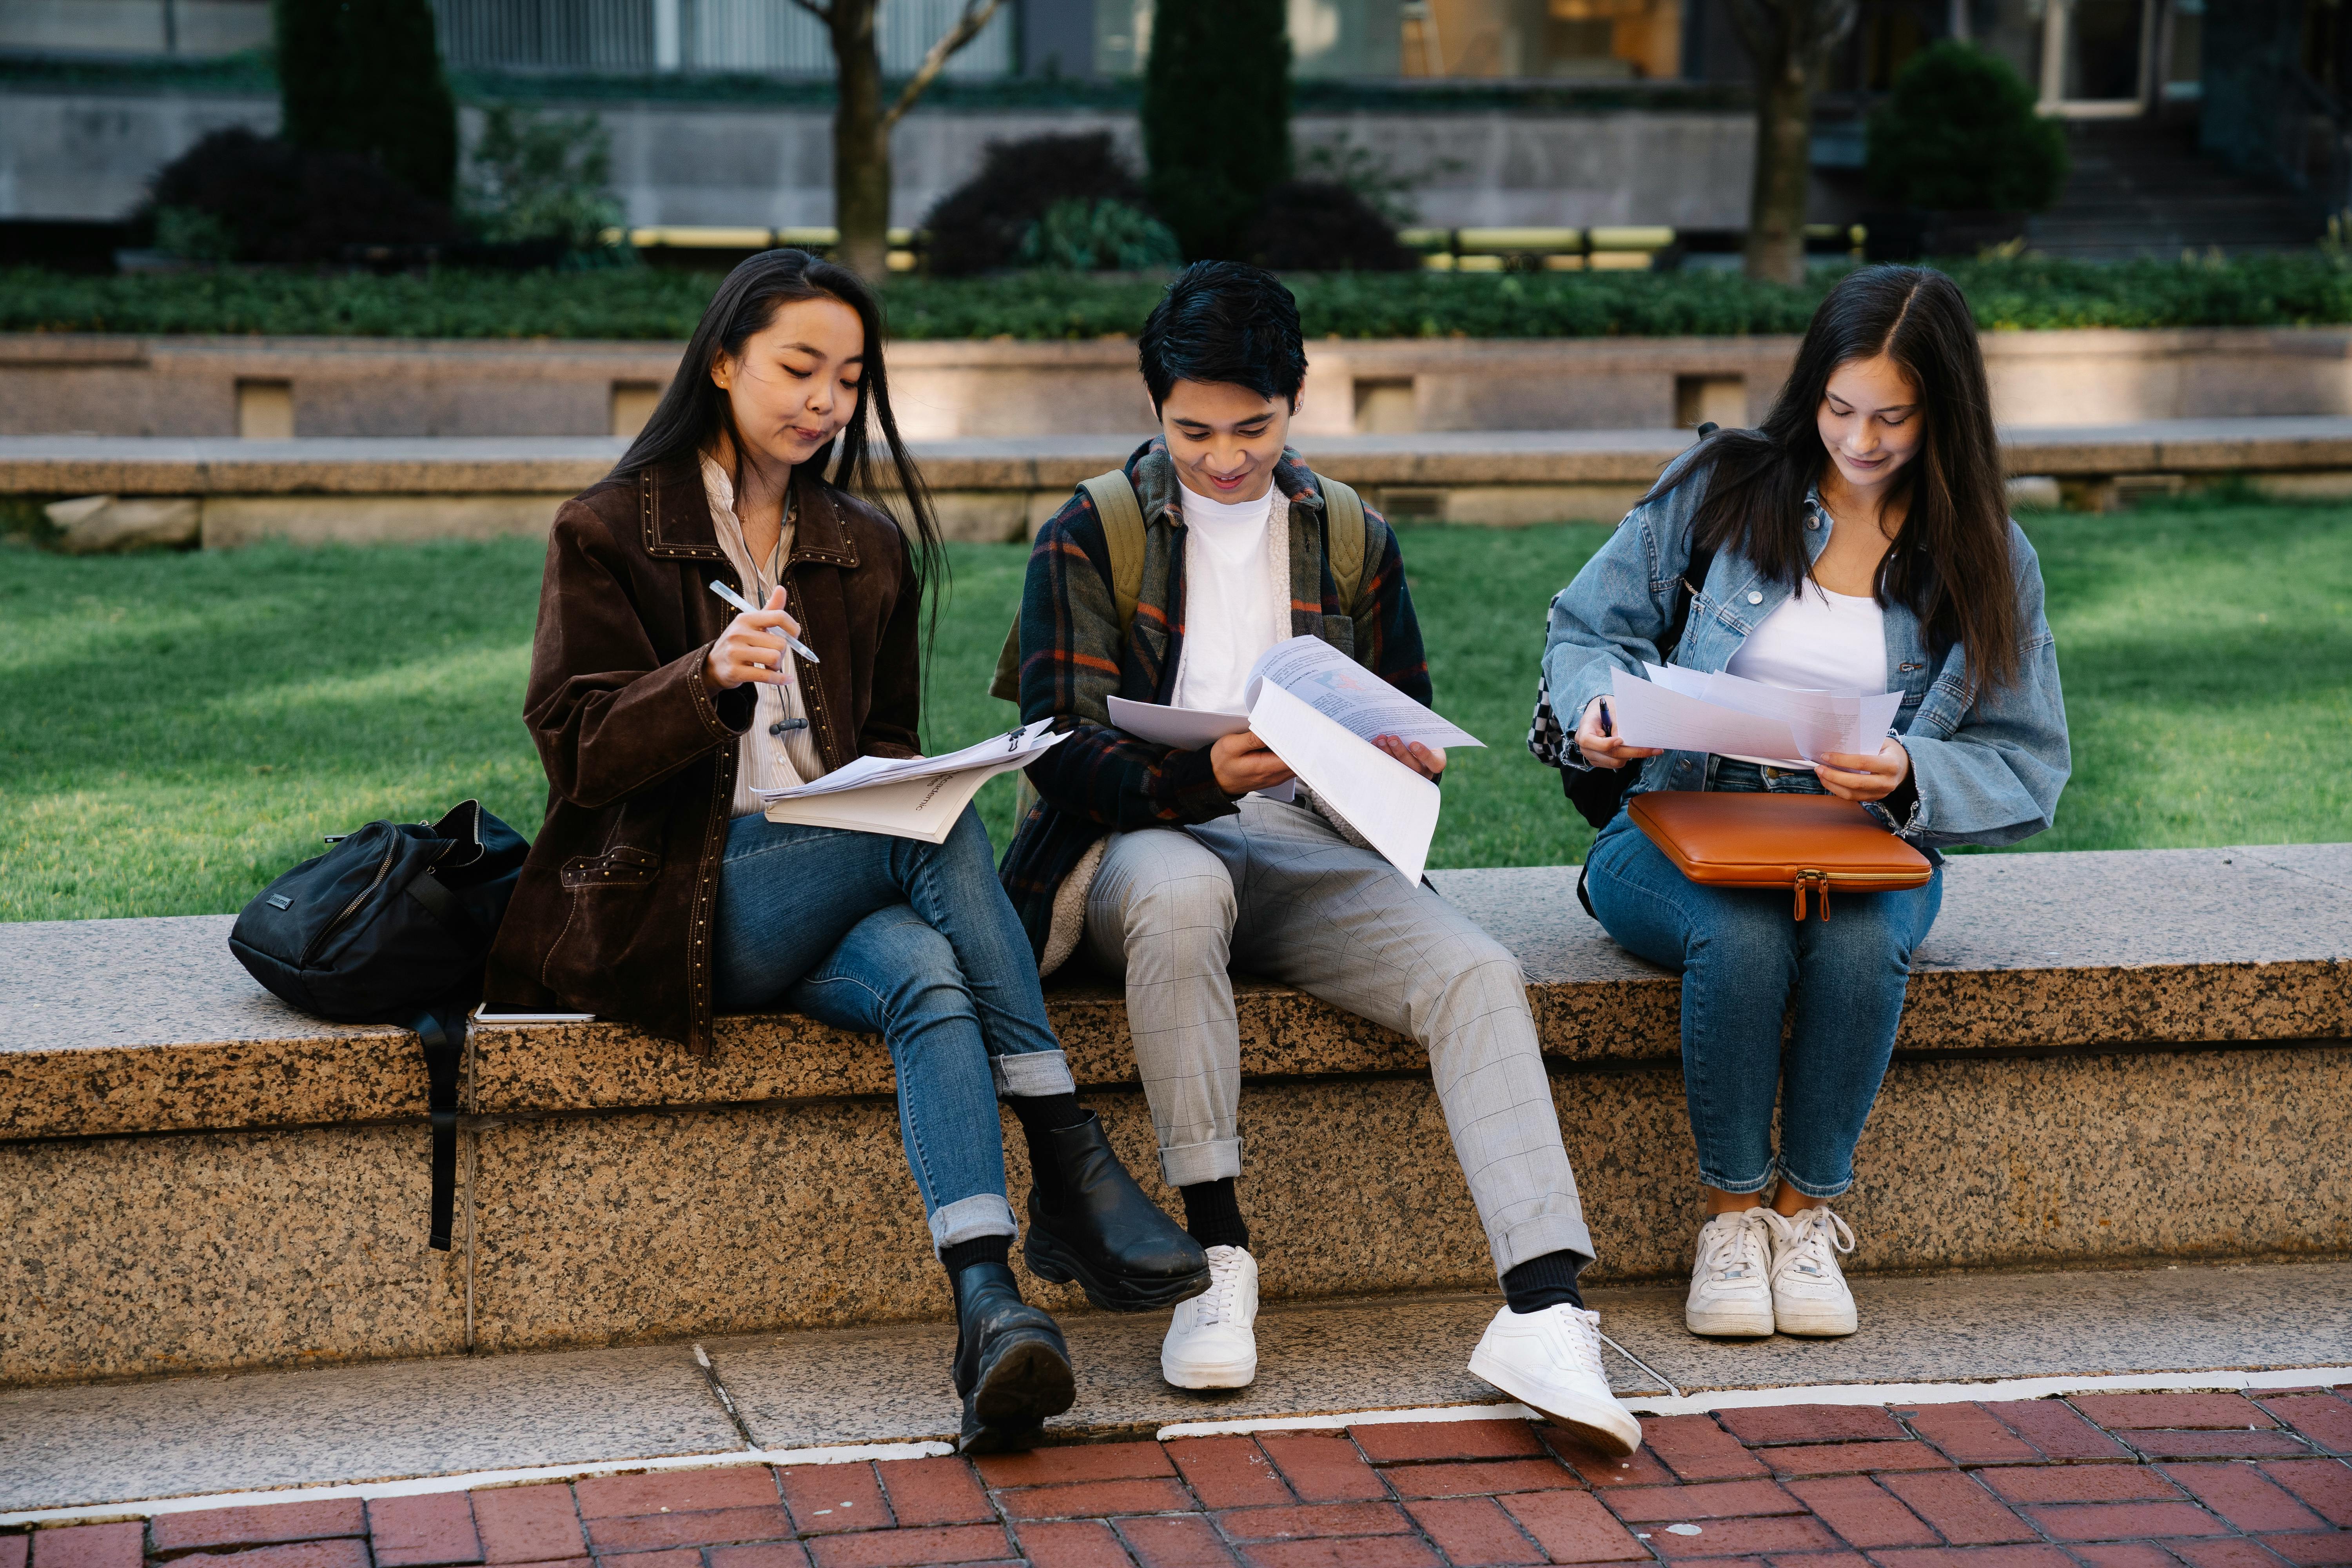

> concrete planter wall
[12,326,2352,443]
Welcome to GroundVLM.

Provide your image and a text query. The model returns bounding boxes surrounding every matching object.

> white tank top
[1726,581,1887,694]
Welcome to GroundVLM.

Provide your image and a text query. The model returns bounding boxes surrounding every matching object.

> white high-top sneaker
[1765,1205,1858,1337]
[1685,1208,1777,1338]
[1469,1303,1644,1458]
[1160,1245,1258,1388]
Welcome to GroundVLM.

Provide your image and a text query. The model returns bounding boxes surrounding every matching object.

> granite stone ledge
[3,846,2347,1142]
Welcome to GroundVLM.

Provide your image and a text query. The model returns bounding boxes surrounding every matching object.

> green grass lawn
[4,495,2347,922]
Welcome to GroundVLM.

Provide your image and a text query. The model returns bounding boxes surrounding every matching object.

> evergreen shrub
[1867,41,2068,212]
[1142,0,1292,260]
[17,256,2352,340]
[273,0,459,204]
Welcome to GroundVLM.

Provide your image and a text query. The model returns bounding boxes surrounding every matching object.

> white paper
[755,720,1064,802]
[1243,636,1485,751]
[761,764,998,843]
[752,721,1064,842]
[1106,697,1251,750]
[1609,667,1809,765]
[1248,678,1441,883]
[1615,665,1903,765]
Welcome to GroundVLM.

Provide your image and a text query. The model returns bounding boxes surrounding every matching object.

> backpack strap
[412,1004,465,1252]
[1316,473,1369,616]
[987,469,1151,704]
[1080,470,1149,632]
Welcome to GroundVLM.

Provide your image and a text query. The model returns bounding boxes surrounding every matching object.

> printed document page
[755,720,1065,842]
[760,765,1000,844]
[1612,665,1902,765]
[1247,679,1441,883]
[755,720,1064,802]
[1243,637,1484,750]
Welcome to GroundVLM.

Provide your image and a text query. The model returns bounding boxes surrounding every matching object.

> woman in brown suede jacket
[485,250,1204,1451]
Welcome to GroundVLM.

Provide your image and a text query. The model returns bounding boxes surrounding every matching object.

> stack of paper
[1606,664,1902,767]
[1107,637,1485,882]
[755,720,1067,842]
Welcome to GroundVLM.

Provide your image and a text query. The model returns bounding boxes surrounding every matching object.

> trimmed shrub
[924,132,1148,276]
[1241,180,1419,272]
[1142,0,1291,260]
[142,127,460,265]
[1017,199,1183,271]
[273,0,459,204]
[16,256,2352,341]
[1867,41,2068,212]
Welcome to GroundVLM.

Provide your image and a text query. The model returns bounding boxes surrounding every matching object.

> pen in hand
[1597,697,1613,737]
[708,579,822,666]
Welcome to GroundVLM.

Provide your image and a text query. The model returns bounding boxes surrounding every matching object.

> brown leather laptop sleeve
[1625,791,1934,920]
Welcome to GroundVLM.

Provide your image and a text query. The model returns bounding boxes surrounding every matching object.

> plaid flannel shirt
[998,436,1430,959]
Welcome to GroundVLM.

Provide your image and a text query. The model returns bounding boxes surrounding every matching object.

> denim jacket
[1541,453,2071,851]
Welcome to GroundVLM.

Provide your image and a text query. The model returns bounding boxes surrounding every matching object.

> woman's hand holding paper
[1576,697,1665,771]
[1814,738,1911,802]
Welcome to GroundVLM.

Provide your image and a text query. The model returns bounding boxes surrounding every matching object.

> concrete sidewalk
[5,1260,2347,1522]
[6,1372,2347,1566]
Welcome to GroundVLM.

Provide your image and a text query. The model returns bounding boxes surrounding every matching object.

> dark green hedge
[7,255,2351,341]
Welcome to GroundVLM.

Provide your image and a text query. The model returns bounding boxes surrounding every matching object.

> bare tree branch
[1722,0,1771,65]
[788,0,831,23]
[881,0,1007,131]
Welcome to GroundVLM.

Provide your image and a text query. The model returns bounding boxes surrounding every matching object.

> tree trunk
[1744,20,1815,285]
[829,0,891,283]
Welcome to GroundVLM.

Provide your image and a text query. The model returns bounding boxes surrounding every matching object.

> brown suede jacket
[484,451,922,1054]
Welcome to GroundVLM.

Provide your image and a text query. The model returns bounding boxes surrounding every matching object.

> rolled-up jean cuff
[1696,1162,1778,1197]
[927,1192,1018,1254]
[991,1049,1075,1098]
[1158,1135,1243,1189]
[1776,1169,1852,1201]
[1490,1214,1597,1280]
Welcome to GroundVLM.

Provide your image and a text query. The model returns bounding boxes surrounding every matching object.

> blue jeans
[1583,762,1944,1199]
[711,805,1074,1253]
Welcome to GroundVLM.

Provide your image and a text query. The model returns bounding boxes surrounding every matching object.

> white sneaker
[1685,1209,1777,1338]
[1160,1245,1258,1388]
[1765,1205,1858,1337]
[1468,1304,1644,1458]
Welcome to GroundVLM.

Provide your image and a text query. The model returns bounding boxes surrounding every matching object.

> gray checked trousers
[1082,793,1595,1278]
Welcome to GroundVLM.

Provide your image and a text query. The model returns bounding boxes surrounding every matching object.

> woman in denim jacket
[1542,266,2069,1340]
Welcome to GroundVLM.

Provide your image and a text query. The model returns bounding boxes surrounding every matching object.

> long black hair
[612,248,946,608]
[1659,265,2019,691]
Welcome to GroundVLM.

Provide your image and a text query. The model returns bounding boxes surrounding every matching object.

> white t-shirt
[1169,481,1289,716]
[1722,581,1887,765]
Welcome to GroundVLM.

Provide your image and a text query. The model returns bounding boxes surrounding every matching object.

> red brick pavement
[5,1391,2348,1568]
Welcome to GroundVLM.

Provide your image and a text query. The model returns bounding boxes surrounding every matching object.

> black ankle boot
[949,1260,1074,1454]
[1022,1111,1210,1312]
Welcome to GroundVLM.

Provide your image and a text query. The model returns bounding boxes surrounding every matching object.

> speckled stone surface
[452,1041,2349,1362]
[0,1124,466,1385]
[0,1339,743,1512]
[8,846,2348,1138]
[7,846,2349,1386]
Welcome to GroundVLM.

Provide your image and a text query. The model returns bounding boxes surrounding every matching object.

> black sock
[1009,1093,1087,1212]
[941,1234,1013,1311]
[1179,1178,1249,1251]
[1502,1250,1588,1314]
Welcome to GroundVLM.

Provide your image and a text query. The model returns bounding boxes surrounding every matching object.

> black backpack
[229,800,528,1251]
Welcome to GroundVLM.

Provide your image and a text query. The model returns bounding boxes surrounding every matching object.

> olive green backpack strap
[986,469,1149,703]
[1317,472,1369,615]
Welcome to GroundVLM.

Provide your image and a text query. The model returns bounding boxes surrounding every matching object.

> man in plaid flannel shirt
[999,263,1640,1459]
